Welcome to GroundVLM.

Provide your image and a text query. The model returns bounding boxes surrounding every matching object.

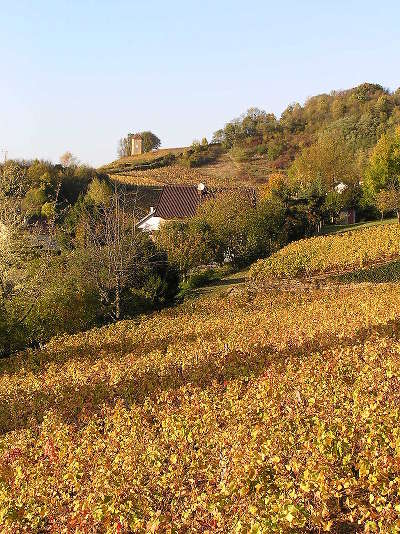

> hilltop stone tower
[131,133,143,155]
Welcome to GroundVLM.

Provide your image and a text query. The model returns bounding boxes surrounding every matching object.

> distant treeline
[213,82,400,170]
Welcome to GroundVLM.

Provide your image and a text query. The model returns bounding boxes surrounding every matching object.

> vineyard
[2,248,400,531]
[250,223,400,281]
[101,151,275,189]
[99,148,188,173]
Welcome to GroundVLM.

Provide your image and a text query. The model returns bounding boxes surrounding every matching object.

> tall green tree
[289,132,360,194]
[155,220,217,280]
[364,127,400,200]
[375,189,400,221]
[364,127,400,222]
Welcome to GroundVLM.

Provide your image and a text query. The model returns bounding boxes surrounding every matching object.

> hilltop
[100,82,400,192]
[3,223,400,531]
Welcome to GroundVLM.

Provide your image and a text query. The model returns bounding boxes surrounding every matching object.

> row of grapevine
[1,282,400,531]
[250,223,400,281]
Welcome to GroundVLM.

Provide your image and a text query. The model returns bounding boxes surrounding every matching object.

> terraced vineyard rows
[251,223,400,281]
[103,152,271,189]
[2,279,400,531]
[111,163,208,187]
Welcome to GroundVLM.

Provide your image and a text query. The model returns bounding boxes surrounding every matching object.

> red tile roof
[153,185,207,219]
[154,184,257,220]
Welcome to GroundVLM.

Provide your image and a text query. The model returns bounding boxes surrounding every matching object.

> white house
[137,207,163,232]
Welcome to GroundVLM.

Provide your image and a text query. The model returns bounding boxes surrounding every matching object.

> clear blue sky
[1,0,399,167]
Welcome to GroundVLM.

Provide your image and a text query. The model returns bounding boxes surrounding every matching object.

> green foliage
[41,201,56,220]
[177,265,233,299]
[0,236,179,356]
[179,143,221,168]
[156,219,218,277]
[85,177,112,206]
[323,191,346,222]
[375,188,400,220]
[21,187,48,217]
[0,174,180,356]
[59,165,98,205]
[26,160,57,189]
[288,131,360,195]
[195,192,288,267]
[229,145,252,163]
[280,102,306,132]
[213,83,400,176]
[24,254,102,344]
[185,267,222,289]
[365,127,400,201]
[214,107,279,149]
[0,159,108,228]
[140,131,161,152]
[0,160,28,198]
[266,138,286,160]
[196,191,255,266]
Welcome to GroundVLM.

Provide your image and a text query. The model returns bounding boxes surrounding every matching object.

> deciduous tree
[364,127,400,222]
[141,131,161,152]
[375,188,400,221]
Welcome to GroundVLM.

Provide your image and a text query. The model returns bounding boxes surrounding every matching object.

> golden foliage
[258,173,287,199]
[1,278,400,531]
[251,223,400,280]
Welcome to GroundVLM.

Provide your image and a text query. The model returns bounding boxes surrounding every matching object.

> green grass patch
[321,217,397,235]
[334,259,400,284]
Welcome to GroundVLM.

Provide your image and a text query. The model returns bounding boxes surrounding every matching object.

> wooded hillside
[103,83,400,188]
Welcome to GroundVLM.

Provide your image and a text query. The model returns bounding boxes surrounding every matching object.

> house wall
[137,216,163,232]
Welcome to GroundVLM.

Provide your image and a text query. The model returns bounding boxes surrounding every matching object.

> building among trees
[137,183,258,233]
[137,183,210,232]
[131,134,143,155]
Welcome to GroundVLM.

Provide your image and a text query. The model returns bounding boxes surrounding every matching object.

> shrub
[179,144,221,168]
[255,144,268,156]
[21,187,48,217]
[229,145,252,163]
[41,201,56,220]
[196,193,287,268]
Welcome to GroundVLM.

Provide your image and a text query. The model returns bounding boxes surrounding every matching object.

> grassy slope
[321,217,398,235]
[3,228,400,531]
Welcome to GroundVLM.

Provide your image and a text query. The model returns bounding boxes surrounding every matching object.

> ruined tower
[131,134,143,155]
